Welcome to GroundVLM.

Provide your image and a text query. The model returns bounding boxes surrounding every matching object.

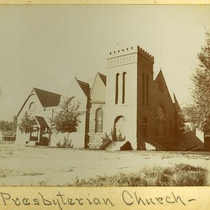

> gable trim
[17,93,35,117]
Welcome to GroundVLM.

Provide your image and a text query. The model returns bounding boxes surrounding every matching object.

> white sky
[0,5,210,121]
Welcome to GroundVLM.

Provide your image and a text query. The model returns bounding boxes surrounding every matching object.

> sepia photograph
[0,4,210,190]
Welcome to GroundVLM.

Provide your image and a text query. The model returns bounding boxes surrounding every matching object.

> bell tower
[104,46,154,149]
[136,47,154,149]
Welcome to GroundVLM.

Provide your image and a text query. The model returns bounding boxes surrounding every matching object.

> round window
[29,102,36,112]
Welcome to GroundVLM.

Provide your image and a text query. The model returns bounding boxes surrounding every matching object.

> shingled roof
[34,88,61,108]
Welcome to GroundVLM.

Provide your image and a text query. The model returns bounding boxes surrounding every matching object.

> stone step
[106,141,126,151]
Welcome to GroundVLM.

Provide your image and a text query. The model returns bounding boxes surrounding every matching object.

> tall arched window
[142,73,145,105]
[157,105,165,137]
[146,75,149,106]
[122,72,126,104]
[115,73,119,104]
[95,108,103,133]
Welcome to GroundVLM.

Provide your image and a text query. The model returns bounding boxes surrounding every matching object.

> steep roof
[173,94,186,123]
[97,72,106,86]
[173,94,181,113]
[34,88,61,108]
[75,78,90,97]
[17,88,61,117]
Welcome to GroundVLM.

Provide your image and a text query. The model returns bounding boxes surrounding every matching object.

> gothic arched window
[146,75,149,106]
[157,105,165,137]
[115,73,119,104]
[142,73,145,105]
[95,108,103,133]
[122,72,126,104]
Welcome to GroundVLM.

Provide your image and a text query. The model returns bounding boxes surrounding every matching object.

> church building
[85,46,183,150]
[15,45,204,150]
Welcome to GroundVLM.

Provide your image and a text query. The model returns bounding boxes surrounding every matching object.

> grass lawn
[0,141,209,186]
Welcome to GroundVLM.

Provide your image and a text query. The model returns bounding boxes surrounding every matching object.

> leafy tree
[0,120,12,131]
[18,111,37,134]
[0,120,6,131]
[50,97,84,138]
[0,116,17,134]
[185,31,210,132]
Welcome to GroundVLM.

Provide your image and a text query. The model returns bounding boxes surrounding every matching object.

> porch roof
[35,116,49,128]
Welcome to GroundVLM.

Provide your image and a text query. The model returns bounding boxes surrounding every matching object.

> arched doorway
[114,116,126,141]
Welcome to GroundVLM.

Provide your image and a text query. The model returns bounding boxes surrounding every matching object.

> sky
[0,5,210,121]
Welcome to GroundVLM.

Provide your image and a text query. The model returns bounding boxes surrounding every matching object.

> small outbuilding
[0,130,15,141]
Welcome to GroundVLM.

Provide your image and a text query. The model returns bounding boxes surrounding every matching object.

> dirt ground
[0,141,210,186]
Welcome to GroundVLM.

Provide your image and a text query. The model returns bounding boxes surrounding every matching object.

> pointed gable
[98,72,106,85]
[154,70,173,104]
[34,88,61,108]
[75,78,90,98]
[90,72,106,102]
[17,88,61,117]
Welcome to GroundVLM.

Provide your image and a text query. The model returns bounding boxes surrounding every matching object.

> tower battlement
[137,46,154,63]
[108,46,136,57]
[107,45,154,63]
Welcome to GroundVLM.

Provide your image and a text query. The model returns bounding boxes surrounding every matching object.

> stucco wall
[16,90,56,145]
[105,51,138,149]
[16,93,43,145]
[64,80,88,148]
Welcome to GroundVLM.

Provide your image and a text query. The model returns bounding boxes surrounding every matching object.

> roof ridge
[75,78,89,86]
[33,87,61,96]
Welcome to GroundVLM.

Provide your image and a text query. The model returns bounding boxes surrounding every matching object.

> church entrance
[114,116,126,141]
[137,117,147,150]
[34,116,50,146]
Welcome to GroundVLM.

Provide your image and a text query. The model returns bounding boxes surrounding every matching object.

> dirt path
[0,141,210,186]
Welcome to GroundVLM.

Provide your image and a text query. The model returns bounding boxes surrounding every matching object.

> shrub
[100,133,112,150]
[69,164,208,186]
[56,137,73,148]
[115,133,126,142]
[100,129,126,150]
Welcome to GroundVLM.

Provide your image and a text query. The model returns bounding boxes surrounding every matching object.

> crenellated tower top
[137,46,154,63]
[107,45,154,69]
[108,46,154,61]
